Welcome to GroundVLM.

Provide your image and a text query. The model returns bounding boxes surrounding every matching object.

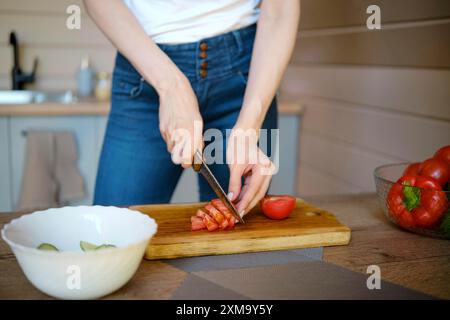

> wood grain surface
[131,199,351,260]
[309,193,450,300]
[0,194,449,299]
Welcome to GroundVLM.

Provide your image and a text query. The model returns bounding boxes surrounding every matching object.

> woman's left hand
[226,127,276,218]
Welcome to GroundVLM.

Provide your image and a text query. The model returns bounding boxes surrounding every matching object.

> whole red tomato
[417,158,450,187]
[387,175,448,228]
[260,195,296,220]
[434,145,450,166]
[403,162,421,176]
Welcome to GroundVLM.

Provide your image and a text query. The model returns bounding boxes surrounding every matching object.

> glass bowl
[374,163,450,239]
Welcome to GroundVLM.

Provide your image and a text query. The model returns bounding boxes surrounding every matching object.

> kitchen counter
[0,193,448,299]
[0,98,303,117]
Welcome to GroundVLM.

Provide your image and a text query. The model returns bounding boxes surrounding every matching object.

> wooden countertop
[0,193,448,299]
[0,98,303,117]
[308,193,450,299]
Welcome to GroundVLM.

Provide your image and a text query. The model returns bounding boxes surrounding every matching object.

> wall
[2,0,449,199]
[281,0,450,196]
[0,0,115,90]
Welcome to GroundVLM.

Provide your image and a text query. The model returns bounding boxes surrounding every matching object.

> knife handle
[193,149,203,172]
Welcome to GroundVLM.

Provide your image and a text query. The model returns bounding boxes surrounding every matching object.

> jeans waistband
[115,23,256,81]
[158,23,256,52]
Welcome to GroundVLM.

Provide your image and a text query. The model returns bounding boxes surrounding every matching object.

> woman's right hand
[158,73,203,168]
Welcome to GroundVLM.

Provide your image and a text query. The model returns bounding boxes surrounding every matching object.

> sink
[0,90,77,104]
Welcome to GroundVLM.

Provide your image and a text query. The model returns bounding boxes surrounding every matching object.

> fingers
[181,129,203,169]
[228,165,243,202]
[166,120,203,168]
[244,174,271,215]
[171,138,185,165]
[235,167,265,216]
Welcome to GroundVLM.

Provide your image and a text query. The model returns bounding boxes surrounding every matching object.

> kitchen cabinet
[9,116,106,209]
[0,118,12,212]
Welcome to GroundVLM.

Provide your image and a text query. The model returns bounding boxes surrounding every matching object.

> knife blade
[193,150,245,224]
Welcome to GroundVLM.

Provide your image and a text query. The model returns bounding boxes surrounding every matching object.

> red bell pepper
[387,175,448,228]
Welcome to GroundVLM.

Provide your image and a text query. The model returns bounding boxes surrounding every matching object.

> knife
[193,150,245,224]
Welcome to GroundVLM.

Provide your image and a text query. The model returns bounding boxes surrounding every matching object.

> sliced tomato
[211,199,239,224]
[203,213,219,231]
[260,195,296,220]
[224,213,235,230]
[204,203,228,229]
[196,209,207,219]
[211,199,228,212]
[191,216,206,231]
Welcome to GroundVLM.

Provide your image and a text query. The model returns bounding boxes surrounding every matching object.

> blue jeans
[94,24,278,206]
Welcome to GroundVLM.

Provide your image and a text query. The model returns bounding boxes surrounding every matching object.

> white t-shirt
[123,0,260,44]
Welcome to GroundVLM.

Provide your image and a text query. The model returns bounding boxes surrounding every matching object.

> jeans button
[200,42,208,51]
[199,51,207,59]
[200,69,207,78]
[200,61,208,69]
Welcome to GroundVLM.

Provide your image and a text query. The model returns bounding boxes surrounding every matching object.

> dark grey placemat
[190,261,435,300]
[170,274,250,300]
[166,247,323,272]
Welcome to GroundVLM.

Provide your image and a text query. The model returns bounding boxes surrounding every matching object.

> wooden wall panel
[300,0,450,30]
[0,1,114,90]
[297,162,362,197]
[0,46,115,77]
[290,0,450,196]
[0,13,110,46]
[300,130,402,191]
[0,0,86,13]
[281,65,450,120]
[0,77,76,91]
[300,97,450,161]
[294,23,450,68]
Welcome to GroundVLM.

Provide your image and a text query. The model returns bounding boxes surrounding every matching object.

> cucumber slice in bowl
[95,244,116,250]
[37,243,59,251]
[80,241,116,251]
[80,241,98,251]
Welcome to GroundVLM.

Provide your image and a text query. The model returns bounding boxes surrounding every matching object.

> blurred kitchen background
[0,0,449,212]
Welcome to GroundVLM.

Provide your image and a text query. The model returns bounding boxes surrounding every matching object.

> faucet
[9,31,38,90]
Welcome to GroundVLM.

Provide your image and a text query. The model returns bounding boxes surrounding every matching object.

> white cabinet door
[269,115,299,195]
[10,116,98,208]
[0,118,12,212]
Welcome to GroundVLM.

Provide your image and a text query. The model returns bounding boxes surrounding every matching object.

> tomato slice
[196,209,207,219]
[260,195,296,220]
[203,213,219,231]
[211,199,238,228]
[191,216,206,231]
[204,204,228,229]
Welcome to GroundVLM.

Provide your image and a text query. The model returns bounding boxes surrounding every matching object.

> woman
[85,0,299,218]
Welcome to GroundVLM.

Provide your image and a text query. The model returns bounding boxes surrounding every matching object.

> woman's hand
[158,74,203,168]
[226,127,276,217]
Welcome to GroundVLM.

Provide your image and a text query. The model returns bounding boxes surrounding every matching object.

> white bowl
[1,206,157,300]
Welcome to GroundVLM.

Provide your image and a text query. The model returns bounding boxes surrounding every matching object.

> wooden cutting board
[131,198,351,260]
